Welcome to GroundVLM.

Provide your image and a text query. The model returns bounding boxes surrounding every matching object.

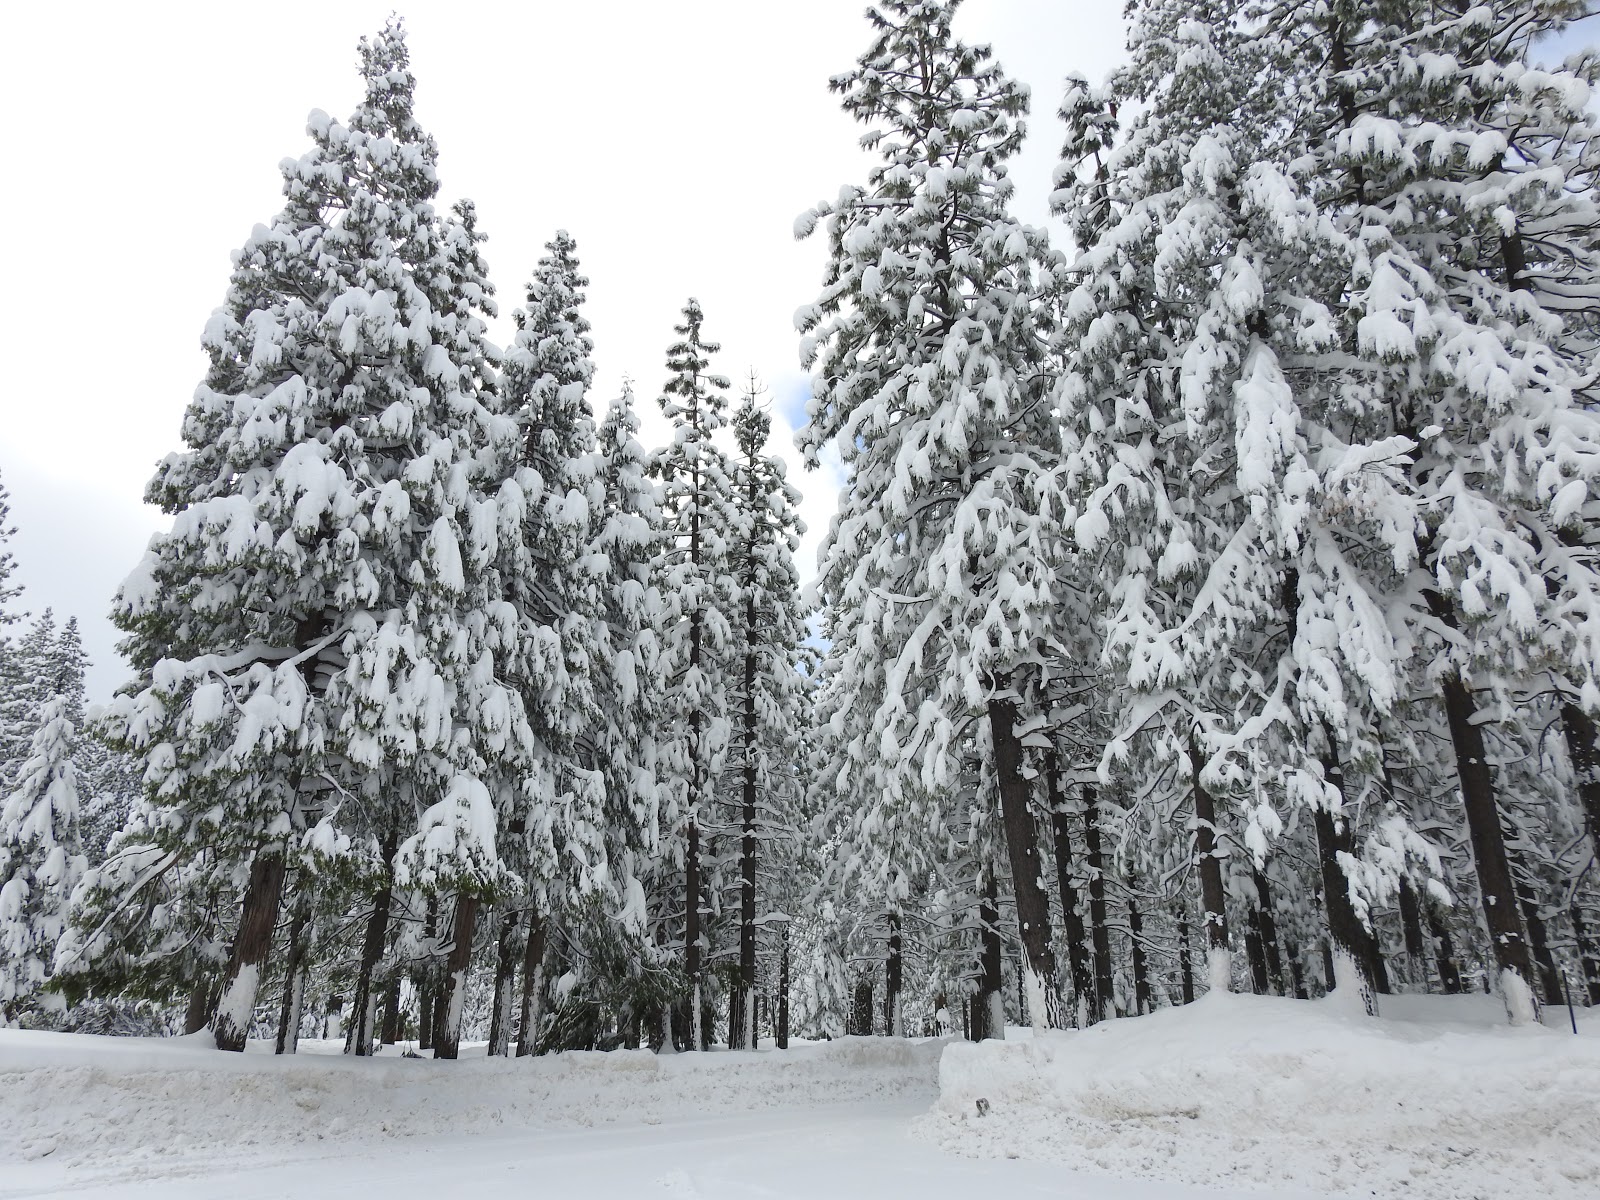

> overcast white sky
[0,0,1124,700]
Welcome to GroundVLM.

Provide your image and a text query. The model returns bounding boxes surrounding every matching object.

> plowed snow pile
[0,1031,940,1174]
[919,992,1600,1200]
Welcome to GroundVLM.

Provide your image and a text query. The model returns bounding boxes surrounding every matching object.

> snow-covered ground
[926,992,1600,1200]
[2,994,1596,1199]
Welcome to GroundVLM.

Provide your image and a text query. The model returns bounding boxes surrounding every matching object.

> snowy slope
[922,992,1600,1200]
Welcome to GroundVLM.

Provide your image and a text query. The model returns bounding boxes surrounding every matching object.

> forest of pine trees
[4,0,1600,1054]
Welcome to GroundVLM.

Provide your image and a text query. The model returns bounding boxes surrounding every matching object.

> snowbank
[920,992,1600,1200]
[0,1029,941,1174]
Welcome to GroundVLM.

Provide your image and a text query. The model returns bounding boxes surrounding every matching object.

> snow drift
[0,1031,940,1175]
[921,992,1600,1200]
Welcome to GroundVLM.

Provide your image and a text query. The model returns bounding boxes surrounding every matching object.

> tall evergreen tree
[0,694,85,1024]
[796,0,1067,1027]
[84,19,522,1052]
[725,379,809,1048]
[650,298,739,1050]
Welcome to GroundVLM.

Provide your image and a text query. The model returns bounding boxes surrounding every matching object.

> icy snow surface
[1,995,1595,1198]
[922,991,1600,1200]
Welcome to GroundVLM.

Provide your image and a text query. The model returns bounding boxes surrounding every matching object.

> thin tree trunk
[1433,654,1541,1022]
[1245,917,1270,995]
[776,923,791,1048]
[1128,891,1151,1015]
[975,870,1004,1040]
[1253,869,1285,995]
[1176,907,1195,1004]
[1083,785,1116,1018]
[275,904,311,1055]
[346,832,397,1056]
[516,900,547,1057]
[1314,743,1377,1014]
[1048,751,1095,1026]
[885,910,903,1036]
[434,893,478,1060]
[1398,877,1430,989]
[1188,741,1229,993]
[213,850,286,1052]
[1426,905,1464,995]
[417,980,435,1050]
[988,693,1058,1028]
[684,818,703,1051]
[488,905,519,1057]
[1571,900,1600,1007]
[1562,703,1600,853]
[380,977,400,1045]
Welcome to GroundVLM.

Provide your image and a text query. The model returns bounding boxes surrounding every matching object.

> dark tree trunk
[381,975,401,1046]
[1083,785,1115,1018]
[1285,939,1309,999]
[851,977,875,1036]
[885,910,903,1036]
[434,893,478,1060]
[988,694,1057,1025]
[1426,905,1464,995]
[1398,877,1430,988]
[1321,939,1337,992]
[346,832,398,1057]
[1048,751,1095,1025]
[1253,869,1284,995]
[1313,750,1378,1013]
[684,818,703,1051]
[275,904,311,1055]
[974,870,1004,1039]
[1177,907,1195,1004]
[1245,918,1270,995]
[516,900,547,1057]
[776,923,791,1048]
[417,981,435,1050]
[1562,703,1600,853]
[1128,892,1151,1015]
[1570,901,1600,1006]
[488,905,519,1057]
[184,975,214,1036]
[1434,658,1540,1019]
[1511,855,1562,1005]
[213,850,286,1052]
[1188,743,1229,992]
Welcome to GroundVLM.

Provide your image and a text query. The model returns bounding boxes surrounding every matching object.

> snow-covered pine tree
[1236,0,1600,1021]
[0,468,20,639]
[796,0,1067,1028]
[650,298,739,1050]
[0,610,58,793]
[0,695,85,1023]
[724,378,809,1048]
[487,228,610,1058]
[584,382,666,1041]
[88,19,521,1052]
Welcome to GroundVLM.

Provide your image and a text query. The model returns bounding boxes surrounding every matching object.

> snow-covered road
[3,1099,1282,1200]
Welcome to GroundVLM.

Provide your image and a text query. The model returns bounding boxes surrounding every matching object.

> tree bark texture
[488,905,519,1057]
[1435,665,1540,1020]
[988,694,1057,1026]
[1047,753,1095,1026]
[1083,785,1116,1018]
[346,832,397,1056]
[274,903,311,1055]
[434,893,478,1060]
[516,900,547,1057]
[213,850,285,1052]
